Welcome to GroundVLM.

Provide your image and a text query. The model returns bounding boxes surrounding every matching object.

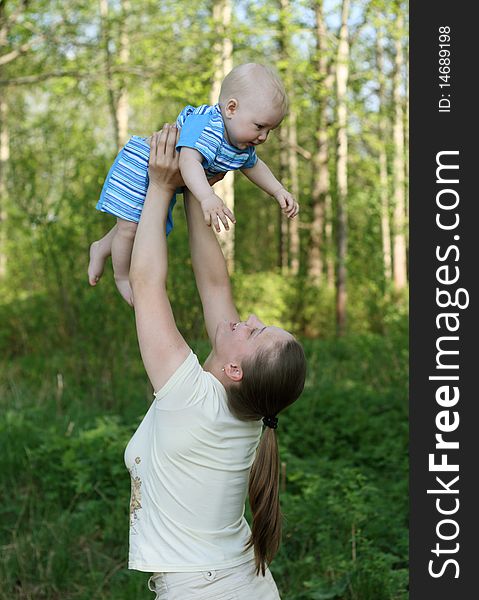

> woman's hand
[148,124,184,192]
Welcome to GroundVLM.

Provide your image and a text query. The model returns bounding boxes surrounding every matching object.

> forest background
[0,0,408,599]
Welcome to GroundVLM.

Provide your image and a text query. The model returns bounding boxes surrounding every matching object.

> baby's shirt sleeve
[242,148,258,169]
[176,114,222,169]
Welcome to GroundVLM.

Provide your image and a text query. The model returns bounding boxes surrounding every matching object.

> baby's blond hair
[219,63,288,116]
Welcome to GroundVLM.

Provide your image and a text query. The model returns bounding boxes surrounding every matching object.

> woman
[127,124,306,599]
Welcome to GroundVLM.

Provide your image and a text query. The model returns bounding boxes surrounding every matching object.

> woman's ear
[224,98,238,119]
[224,362,243,382]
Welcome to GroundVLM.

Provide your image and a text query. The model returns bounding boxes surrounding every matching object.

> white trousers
[147,558,281,599]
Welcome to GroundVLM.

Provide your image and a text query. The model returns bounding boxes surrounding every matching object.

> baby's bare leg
[88,224,117,286]
[111,218,137,306]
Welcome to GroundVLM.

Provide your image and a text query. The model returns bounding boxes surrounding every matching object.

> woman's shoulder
[153,349,199,399]
[153,351,225,411]
[152,352,252,422]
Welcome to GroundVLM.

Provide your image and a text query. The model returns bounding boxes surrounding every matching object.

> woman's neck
[203,351,228,387]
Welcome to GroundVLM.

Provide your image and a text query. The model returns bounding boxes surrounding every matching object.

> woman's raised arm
[184,189,240,346]
[130,126,190,392]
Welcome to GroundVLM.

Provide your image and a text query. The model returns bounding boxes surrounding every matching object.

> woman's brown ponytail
[247,427,281,575]
[227,338,307,575]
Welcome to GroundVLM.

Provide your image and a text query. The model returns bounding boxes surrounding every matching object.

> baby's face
[224,95,284,150]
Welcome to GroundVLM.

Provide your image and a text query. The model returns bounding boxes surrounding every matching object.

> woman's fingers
[212,213,221,233]
[218,211,229,231]
[169,124,180,158]
[158,123,169,156]
[149,125,169,163]
[223,206,236,224]
[164,124,177,158]
[148,133,156,163]
[149,125,180,174]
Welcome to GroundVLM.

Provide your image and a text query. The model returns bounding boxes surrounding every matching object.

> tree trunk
[288,105,300,274]
[404,37,409,266]
[0,94,8,278]
[279,0,299,274]
[376,28,392,285]
[116,0,130,149]
[392,9,407,290]
[99,0,130,151]
[308,0,333,285]
[277,0,300,274]
[210,0,234,272]
[278,122,289,272]
[335,0,350,336]
[99,0,120,149]
[0,3,10,278]
[325,193,335,288]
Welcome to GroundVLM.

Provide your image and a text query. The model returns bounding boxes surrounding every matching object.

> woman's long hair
[226,338,307,575]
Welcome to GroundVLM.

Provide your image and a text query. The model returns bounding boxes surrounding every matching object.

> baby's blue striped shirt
[176,104,258,176]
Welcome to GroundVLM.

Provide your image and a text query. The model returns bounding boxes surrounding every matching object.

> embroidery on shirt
[128,456,142,534]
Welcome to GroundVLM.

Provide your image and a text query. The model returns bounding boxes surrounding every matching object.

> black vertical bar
[410,1,478,598]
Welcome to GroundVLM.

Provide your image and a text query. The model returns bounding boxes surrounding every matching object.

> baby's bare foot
[88,241,108,286]
[115,277,134,307]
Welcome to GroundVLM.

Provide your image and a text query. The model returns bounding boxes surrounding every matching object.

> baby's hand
[273,187,299,219]
[199,192,236,233]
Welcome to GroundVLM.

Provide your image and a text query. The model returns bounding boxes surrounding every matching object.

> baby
[88,63,299,305]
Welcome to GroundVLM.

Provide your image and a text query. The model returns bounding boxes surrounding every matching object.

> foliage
[0,331,408,599]
[0,1,408,598]
[1,0,409,339]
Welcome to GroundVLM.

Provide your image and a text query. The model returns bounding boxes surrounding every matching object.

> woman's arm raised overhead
[129,125,190,392]
[184,188,240,347]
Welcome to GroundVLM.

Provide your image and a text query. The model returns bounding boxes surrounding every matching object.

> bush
[0,332,408,599]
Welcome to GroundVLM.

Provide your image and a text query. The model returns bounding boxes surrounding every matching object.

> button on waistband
[203,569,216,581]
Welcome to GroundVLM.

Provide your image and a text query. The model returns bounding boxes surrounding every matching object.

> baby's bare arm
[179,148,217,202]
[179,147,235,231]
[242,158,299,218]
[241,158,283,196]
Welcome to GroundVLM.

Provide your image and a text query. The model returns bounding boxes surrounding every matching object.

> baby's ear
[224,98,238,118]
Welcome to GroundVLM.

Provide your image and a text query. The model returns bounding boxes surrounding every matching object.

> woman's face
[214,314,292,365]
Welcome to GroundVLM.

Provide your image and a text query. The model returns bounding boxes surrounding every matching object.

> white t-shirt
[124,350,263,572]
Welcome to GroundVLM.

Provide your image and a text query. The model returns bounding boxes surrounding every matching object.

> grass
[0,329,408,599]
